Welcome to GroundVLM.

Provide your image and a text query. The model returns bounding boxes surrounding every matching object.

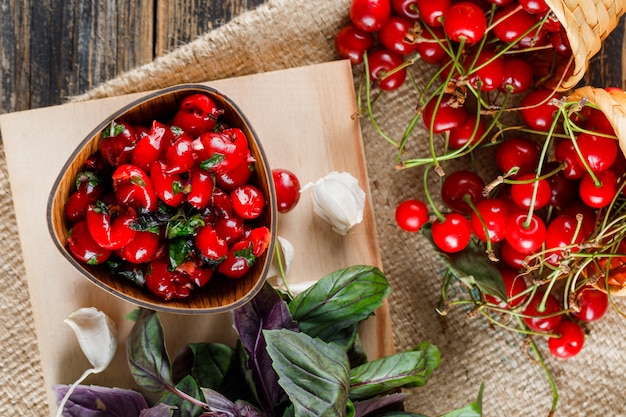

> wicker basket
[568,86,626,156]
[546,0,626,91]
[564,86,626,296]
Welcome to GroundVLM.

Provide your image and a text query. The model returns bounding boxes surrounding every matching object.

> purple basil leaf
[52,384,149,417]
[158,375,204,417]
[233,401,265,417]
[127,309,173,393]
[353,393,407,417]
[139,403,175,417]
[200,388,237,416]
[231,282,298,414]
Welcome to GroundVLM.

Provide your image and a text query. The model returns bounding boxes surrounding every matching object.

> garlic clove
[301,171,365,235]
[64,307,118,373]
[267,236,295,281]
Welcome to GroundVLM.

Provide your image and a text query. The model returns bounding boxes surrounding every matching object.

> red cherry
[499,57,534,94]
[67,219,112,265]
[335,24,375,64]
[218,240,256,279]
[448,115,487,149]
[99,121,136,168]
[485,267,528,308]
[470,198,510,243]
[572,287,609,322]
[555,139,587,180]
[367,49,407,91]
[231,184,266,219]
[171,93,223,137]
[414,25,447,64]
[422,94,467,133]
[519,0,550,14]
[416,0,451,26]
[441,170,485,213]
[379,16,418,56]
[464,49,504,92]
[521,88,561,131]
[499,239,528,271]
[505,211,546,254]
[121,231,160,264]
[395,199,429,232]
[575,132,618,173]
[544,215,584,266]
[492,4,536,44]
[443,2,487,44]
[579,170,618,209]
[548,320,585,359]
[510,173,552,210]
[522,291,562,332]
[391,0,420,19]
[431,213,472,253]
[272,168,301,214]
[495,137,540,178]
[195,225,229,262]
[542,161,578,209]
[350,0,391,32]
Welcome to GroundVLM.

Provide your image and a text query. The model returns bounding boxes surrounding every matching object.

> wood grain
[0,0,268,114]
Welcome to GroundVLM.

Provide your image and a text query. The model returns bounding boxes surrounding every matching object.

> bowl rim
[46,83,277,315]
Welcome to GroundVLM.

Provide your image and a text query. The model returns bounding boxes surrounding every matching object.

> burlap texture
[4,0,626,415]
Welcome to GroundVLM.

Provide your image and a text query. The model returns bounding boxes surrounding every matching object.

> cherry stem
[362,51,401,148]
[516,316,559,416]
[463,194,496,260]
[423,164,446,223]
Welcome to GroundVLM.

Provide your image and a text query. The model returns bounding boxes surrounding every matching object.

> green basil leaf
[126,309,173,393]
[439,383,484,417]
[158,375,204,417]
[288,265,390,341]
[169,238,193,270]
[348,342,441,401]
[264,329,350,417]
[172,343,235,391]
[166,211,205,239]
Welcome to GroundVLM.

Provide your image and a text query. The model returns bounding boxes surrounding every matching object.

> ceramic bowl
[47,84,276,314]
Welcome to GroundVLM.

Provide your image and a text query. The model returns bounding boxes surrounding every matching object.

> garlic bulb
[301,171,366,235]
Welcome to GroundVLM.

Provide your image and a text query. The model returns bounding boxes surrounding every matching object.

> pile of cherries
[336,0,626,360]
[64,93,286,301]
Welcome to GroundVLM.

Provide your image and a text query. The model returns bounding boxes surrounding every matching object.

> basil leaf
[172,343,235,391]
[348,342,441,401]
[288,265,390,342]
[231,282,298,413]
[439,383,484,417]
[166,211,205,239]
[264,329,350,417]
[52,384,149,417]
[169,238,193,270]
[139,403,176,417]
[127,309,173,393]
[158,375,204,417]
[353,392,408,417]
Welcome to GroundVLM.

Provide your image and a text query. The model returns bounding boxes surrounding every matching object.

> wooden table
[1,0,268,114]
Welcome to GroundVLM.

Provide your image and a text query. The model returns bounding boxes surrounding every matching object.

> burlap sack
[4,0,626,415]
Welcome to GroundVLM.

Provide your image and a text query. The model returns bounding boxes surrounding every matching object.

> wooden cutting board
[0,60,394,415]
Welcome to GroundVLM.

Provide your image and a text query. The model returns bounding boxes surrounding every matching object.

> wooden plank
[0,0,268,114]
[0,60,394,416]
[155,0,267,56]
[582,18,626,89]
